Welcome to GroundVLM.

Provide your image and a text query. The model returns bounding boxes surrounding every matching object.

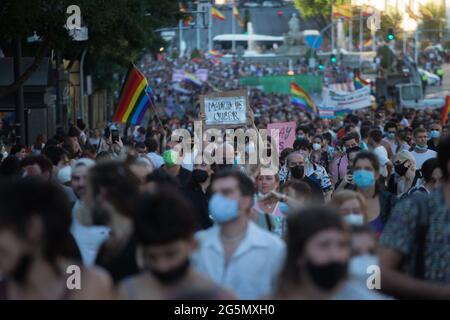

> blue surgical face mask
[344,213,364,226]
[209,193,239,224]
[353,169,375,189]
[387,132,396,140]
[430,130,440,139]
[415,144,428,151]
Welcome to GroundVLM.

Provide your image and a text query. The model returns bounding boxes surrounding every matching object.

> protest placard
[172,69,185,82]
[321,86,372,111]
[267,121,296,152]
[200,90,248,128]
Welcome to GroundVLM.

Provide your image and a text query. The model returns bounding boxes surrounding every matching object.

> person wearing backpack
[379,136,450,299]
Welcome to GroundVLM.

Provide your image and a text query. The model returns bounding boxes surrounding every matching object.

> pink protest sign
[267,121,296,152]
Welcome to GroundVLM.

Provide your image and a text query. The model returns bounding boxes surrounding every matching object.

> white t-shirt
[411,149,437,170]
[71,201,111,266]
[373,146,390,177]
[147,152,164,169]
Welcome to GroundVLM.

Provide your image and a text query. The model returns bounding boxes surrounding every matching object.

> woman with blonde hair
[329,190,368,227]
[387,149,417,196]
[253,170,286,237]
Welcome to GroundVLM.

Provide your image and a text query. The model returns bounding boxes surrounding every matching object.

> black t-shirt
[427,140,439,152]
[177,167,192,188]
[182,182,213,230]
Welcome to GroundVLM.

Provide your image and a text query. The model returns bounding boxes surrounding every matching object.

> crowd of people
[1,94,450,300]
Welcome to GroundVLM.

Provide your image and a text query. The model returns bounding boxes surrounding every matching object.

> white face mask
[312,143,321,151]
[349,254,379,279]
[344,213,364,226]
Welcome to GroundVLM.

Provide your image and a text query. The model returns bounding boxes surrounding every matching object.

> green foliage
[0,0,178,94]
[190,48,202,59]
[293,0,348,22]
[378,7,402,39]
[419,3,446,42]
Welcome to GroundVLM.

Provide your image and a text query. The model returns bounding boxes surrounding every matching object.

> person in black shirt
[161,148,192,188]
[427,123,442,152]
[182,162,214,230]
[90,161,141,284]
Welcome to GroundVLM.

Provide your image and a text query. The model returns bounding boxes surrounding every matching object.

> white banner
[195,69,209,82]
[321,86,372,111]
[172,69,185,82]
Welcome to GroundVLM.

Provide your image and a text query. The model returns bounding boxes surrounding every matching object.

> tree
[378,7,402,41]
[419,3,446,42]
[293,0,348,28]
[0,0,179,97]
[190,48,202,59]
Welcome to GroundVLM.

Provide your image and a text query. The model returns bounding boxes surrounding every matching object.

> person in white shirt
[411,127,437,171]
[145,137,164,169]
[369,129,392,179]
[192,169,285,299]
[70,158,110,266]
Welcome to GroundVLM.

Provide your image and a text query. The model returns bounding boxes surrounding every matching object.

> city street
[2,0,450,306]
[426,63,450,99]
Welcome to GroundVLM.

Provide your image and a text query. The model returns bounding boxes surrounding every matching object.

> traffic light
[318,61,324,70]
[330,54,337,64]
[386,28,395,41]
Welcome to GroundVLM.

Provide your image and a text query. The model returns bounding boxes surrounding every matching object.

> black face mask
[306,260,348,291]
[290,165,305,179]
[394,161,409,177]
[192,169,209,183]
[148,259,190,285]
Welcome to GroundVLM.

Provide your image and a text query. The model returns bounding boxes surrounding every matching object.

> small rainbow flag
[290,82,317,114]
[353,74,370,89]
[112,65,153,125]
[211,7,225,21]
[440,96,450,125]
[206,50,224,58]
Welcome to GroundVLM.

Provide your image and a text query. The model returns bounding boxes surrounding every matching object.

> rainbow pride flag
[290,82,317,114]
[112,65,153,125]
[440,96,450,125]
[353,74,370,89]
[206,50,224,58]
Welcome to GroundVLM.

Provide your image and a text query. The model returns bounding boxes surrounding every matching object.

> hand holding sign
[200,90,249,128]
[267,121,297,152]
